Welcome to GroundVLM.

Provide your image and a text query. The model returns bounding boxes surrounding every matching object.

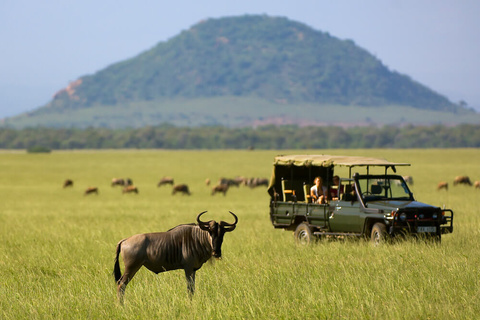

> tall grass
[0,149,479,319]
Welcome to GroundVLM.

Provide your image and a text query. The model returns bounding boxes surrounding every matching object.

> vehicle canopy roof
[273,154,410,168]
[268,155,410,199]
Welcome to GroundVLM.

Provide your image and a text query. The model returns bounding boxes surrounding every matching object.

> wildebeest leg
[184,269,196,298]
[117,265,142,304]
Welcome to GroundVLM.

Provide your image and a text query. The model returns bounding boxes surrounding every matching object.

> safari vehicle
[267,155,454,244]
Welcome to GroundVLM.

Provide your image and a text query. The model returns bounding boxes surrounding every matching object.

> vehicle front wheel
[294,223,313,245]
[371,223,387,246]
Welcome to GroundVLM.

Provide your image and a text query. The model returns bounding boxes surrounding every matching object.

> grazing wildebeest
[63,179,73,188]
[84,187,98,195]
[172,184,191,195]
[122,186,138,194]
[403,176,414,185]
[247,177,269,188]
[437,181,448,191]
[211,184,229,196]
[474,181,480,189]
[454,176,472,186]
[125,178,133,186]
[113,211,238,303]
[111,178,125,187]
[157,176,174,187]
[219,178,241,187]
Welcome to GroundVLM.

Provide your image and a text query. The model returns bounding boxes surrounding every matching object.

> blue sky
[1,0,479,118]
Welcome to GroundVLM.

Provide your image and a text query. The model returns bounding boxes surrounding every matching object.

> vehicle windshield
[356,176,413,202]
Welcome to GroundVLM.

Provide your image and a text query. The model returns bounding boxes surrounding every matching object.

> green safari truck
[267,155,454,244]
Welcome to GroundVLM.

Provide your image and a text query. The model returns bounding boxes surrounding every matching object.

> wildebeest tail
[113,239,124,283]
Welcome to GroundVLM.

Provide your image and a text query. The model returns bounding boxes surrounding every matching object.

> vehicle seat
[281,178,296,202]
[303,183,312,203]
[371,184,382,195]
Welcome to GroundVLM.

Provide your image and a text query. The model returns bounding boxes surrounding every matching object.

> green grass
[6,97,480,128]
[0,149,479,319]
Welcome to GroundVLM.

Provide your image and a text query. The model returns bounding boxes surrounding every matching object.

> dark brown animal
[437,182,448,191]
[219,178,241,187]
[247,177,269,188]
[158,176,174,187]
[474,181,480,189]
[63,179,73,188]
[122,186,138,194]
[211,184,229,196]
[454,176,472,186]
[111,178,125,187]
[84,187,99,195]
[113,211,238,303]
[172,184,190,195]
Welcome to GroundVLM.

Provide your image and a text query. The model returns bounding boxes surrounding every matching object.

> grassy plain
[0,149,479,319]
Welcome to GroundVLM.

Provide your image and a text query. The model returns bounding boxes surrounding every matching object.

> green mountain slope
[5,15,474,128]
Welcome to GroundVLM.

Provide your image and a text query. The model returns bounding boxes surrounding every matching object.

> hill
[3,15,476,129]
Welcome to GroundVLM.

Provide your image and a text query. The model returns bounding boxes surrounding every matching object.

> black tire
[294,223,313,245]
[371,222,387,245]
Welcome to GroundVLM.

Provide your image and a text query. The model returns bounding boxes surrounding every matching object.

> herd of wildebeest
[436,175,480,191]
[62,175,269,196]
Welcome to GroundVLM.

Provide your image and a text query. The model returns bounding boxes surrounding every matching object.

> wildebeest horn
[196,211,211,230]
[221,211,238,232]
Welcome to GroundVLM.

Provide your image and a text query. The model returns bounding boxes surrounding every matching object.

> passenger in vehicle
[329,175,343,201]
[310,176,327,204]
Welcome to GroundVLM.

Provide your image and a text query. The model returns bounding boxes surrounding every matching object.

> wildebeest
[111,178,125,187]
[172,184,191,195]
[84,187,99,195]
[211,184,229,196]
[403,176,414,185]
[246,177,269,188]
[475,181,480,189]
[122,186,138,194]
[437,181,448,191]
[218,177,241,187]
[454,176,472,186]
[113,211,238,303]
[157,176,174,187]
[63,179,73,188]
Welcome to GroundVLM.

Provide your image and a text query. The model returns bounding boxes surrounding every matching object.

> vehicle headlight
[399,213,407,221]
[432,213,438,219]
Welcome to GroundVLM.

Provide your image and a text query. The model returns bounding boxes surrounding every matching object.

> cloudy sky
[1,0,479,118]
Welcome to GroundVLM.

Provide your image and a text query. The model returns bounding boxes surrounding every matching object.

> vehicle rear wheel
[294,223,313,245]
[371,223,387,245]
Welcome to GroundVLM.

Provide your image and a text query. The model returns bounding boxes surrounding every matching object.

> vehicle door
[328,180,363,233]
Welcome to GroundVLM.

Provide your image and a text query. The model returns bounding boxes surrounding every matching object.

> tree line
[1,124,479,150]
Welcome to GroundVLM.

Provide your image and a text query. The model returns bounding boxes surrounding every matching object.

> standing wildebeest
[211,184,229,196]
[437,181,448,191]
[403,176,414,185]
[63,179,73,188]
[113,211,238,303]
[453,176,472,186]
[172,184,191,195]
[247,177,269,188]
[84,187,98,195]
[122,186,138,194]
[157,176,174,187]
[111,178,125,187]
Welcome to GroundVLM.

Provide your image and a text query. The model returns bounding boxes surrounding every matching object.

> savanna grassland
[1,149,479,319]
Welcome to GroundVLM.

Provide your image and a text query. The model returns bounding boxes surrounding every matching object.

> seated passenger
[329,175,344,201]
[310,176,327,204]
